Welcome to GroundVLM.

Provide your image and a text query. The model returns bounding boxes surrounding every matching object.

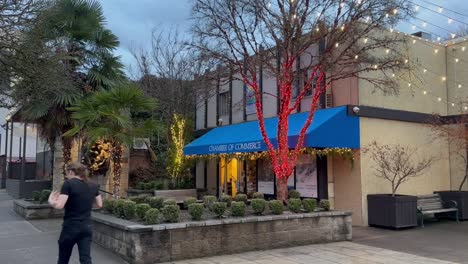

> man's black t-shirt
[60,178,99,226]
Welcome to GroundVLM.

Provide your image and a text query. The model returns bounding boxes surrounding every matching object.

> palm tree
[66,84,157,198]
[18,0,124,177]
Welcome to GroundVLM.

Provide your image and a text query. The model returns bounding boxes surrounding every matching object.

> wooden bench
[417,194,459,227]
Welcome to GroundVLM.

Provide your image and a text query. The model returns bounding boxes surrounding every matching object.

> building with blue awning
[184,106,359,155]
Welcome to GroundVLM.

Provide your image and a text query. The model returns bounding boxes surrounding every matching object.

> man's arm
[94,194,103,209]
[48,191,68,209]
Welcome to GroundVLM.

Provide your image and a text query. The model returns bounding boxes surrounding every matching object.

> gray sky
[100,0,468,74]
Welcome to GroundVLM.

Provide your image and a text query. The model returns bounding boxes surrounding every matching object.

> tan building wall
[359,117,451,226]
[446,39,468,115]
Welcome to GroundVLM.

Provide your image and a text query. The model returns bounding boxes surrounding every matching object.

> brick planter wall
[13,199,63,220]
[92,211,352,264]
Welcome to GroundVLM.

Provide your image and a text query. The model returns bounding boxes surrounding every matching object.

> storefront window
[245,159,257,195]
[295,155,318,198]
[257,159,275,195]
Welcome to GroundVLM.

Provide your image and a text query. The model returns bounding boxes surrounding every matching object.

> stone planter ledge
[13,199,64,220]
[91,210,352,232]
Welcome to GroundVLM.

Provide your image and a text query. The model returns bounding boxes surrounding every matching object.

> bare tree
[429,113,468,191]
[191,0,415,201]
[365,141,435,196]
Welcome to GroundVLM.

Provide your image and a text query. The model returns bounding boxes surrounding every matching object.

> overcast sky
[100,0,468,74]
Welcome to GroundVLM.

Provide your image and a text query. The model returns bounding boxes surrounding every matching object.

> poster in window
[295,156,318,197]
[257,159,274,194]
[287,171,295,190]
[245,85,256,115]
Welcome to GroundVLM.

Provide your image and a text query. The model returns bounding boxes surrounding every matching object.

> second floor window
[218,91,230,116]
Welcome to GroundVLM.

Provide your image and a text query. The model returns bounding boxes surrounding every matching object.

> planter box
[92,211,352,264]
[126,189,154,197]
[367,194,417,229]
[436,191,468,220]
[154,189,197,202]
[13,199,63,220]
[6,179,52,199]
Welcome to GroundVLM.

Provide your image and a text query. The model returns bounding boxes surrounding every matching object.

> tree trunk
[112,144,123,198]
[61,137,73,176]
[276,177,289,202]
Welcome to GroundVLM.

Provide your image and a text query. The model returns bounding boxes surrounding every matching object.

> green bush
[162,205,180,223]
[235,193,248,204]
[203,195,217,209]
[147,197,164,209]
[113,199,127,218]
[251,198,266,215]
[103,199,116,214]
[269,200,284,215]
[188,203,204,221]
[144,208,160,225]
[288,189,301,199]
[136,203,152,220]
[219,194,232,207]
[211,202,227,218]
[122,200,137,219]
[32,191,41,202]
[319,199,330,211]
[288,198,302,213]
[163,199,177,207]
[302,198,317,212]
[252,192,265,199]
[129,195,150,204]
[184,197,197,209]
[231,201,246,217]
[39,189,51,204]
[136,182,145,190]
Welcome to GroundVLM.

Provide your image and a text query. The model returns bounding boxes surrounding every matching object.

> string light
[452,103,455,107]
[422,22,427,27]
[462,47,466,51]
[408,83,412,87]
[465,106,468,111]
[340,25,345,31]
[412,25,416,30]
[386,49,390,54]
[335,42,340,47]
[363,38,368,43]
[385,13,389,18]
[373,64,378,69]
[340,2,345,8]
[412,39,417,44]
[442,76,446,81]
[354,55,359,59]
[455,58,459,63]
[404,59,408,64]
[448,18,453,24]
[415,5,420,11]
[423,68,427,73]
[434,49,439,54]
[390,28,394,33]
[391,73,396,77]
[423,90,427,94]
[393,9,398,15]
[365,16,371,22]
[437,37,441,42]
[438,97,442,102]
[451,34,456,39]
[459,84,463,88]
[438,7,443,13]
[315,27,320,32]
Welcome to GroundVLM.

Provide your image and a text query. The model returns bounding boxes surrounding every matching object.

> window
[293,70,314,99]
[218,91,230,116]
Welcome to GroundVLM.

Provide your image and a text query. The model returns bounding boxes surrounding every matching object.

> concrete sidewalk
[0,190,127,264]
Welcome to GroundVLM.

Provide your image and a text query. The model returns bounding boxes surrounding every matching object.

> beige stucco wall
[446,40,468,115]
[359,117,451,225]
[359,34,447,115]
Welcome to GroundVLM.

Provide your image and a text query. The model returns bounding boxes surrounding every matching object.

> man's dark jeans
[57,224,93,264]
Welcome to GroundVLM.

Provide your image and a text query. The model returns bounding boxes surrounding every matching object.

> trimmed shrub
[113,199,126,218]
[39,189,51,204]
[219,194,232,207]
[147,197,164,209]
[288,189,301,199]
[251,198,266,215]
[235,193,248,204]
[130,195,150,204]
[32,191,41,202]
[184,197,197,209]
[103,199,116,214]
[122,200,137,219]
[231,201,246,217]
[288,198,302,213]
[269,200,284,215]
[136,182,145,190]
[144,182,153,190]
[319,199,331,211]
[162,205,180,223]
[163,199,177,207]
[303,198,317,212]
[203,195,217,209]
[211,202,227,218]
[188,203,204,221]
[252,192,265,199]
[144,208,160,225]
[136,203,151,220]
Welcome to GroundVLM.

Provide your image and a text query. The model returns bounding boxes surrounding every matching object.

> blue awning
[184,106,360,155]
